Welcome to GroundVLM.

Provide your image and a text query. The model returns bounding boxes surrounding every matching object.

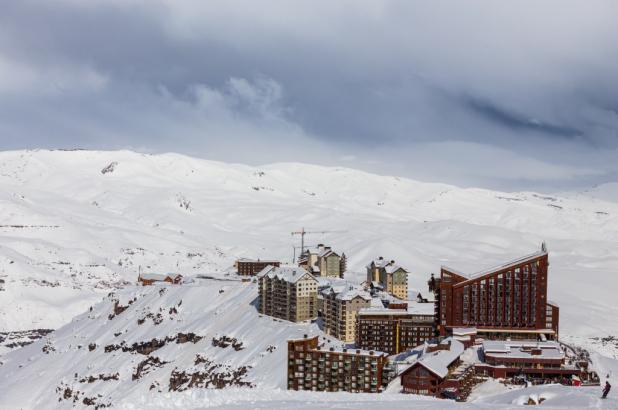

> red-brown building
[356,304,435,355]
[287,335,392,393]
[475,340,593,383]
[138,273,183,286]
[235,258,280,276]
[429,246,559,340]
[400,338,475,399]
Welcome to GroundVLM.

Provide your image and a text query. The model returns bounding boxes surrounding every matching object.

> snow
[0,149,617,408]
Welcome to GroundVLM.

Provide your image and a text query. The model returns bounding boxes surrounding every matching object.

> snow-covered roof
[256,266,317,284]
[358,304,434,319]
[140,273,168,281]
[366,258,390,269]
[482,340,564,360]
[414,338,465,379]
[442,250,547,280]
[385,264,407,274]
[336,286,372,302]
[140,273,181,281]
[236,258,279,263]
[406,301,434,315]
[452,327,477,336]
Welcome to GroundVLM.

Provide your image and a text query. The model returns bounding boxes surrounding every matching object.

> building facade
[287,336,392,393]
[430,247,559,339]
[322,285,372,342]
[257,266,318,322]
[299,244,346,278]
[356,307,435,355]
[235,258,280,276]
[400,338,475,399]
[366,257,408,300]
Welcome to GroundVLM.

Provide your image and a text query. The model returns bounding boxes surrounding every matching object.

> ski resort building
[400,337,475,400]
[256,266,318,322]
[366,257,408,300]
[299,244,346,278]
[235,258,280,276]
[356,303,435,355]
[287,335,392,393]
[321,285,372,342]
[138,273,183,286]
[474,339,600,386]
[429,246,559,339]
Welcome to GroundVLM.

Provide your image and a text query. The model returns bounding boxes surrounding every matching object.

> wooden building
[429,246,559,339]
[400,338,473,399]
[138,273,183,286]
[287,335,392,393]
[235,258,280,276]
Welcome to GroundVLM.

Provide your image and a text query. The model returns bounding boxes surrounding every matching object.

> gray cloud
[0,0,617,191]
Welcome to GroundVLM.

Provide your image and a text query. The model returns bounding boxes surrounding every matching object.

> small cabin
[138,273,183,286]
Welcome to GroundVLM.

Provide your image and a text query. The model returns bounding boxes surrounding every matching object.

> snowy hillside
[0,149,617,408]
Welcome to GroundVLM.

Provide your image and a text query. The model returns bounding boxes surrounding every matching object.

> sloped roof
[442,250,547,281]
[385,264,407,274]
[410,338,465,379]
[140,273,181,281]
[256,266,317,284]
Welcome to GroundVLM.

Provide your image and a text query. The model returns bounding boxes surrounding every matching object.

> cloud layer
[0,0,617,190]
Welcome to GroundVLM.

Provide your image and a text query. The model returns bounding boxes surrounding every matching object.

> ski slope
[0,149,617,408]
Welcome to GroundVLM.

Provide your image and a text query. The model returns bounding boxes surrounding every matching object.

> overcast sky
[0,0,617,191]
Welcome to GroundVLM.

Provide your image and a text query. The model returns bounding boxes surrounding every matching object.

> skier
[602,381,611,399]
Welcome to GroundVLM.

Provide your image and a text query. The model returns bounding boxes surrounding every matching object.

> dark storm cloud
[465,98,583,139]
[0,0,617,191]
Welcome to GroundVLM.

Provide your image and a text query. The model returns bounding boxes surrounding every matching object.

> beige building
[257,266,318,322]
[322,285,372,342]
[366,257,408,300]
[299,244,346,278]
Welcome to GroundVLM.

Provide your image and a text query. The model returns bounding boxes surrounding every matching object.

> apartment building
[287,335,392,393]
[235,258,280,276]
[356,303,435,355]
[321,285,372,342]
[430,245,559,339]
[256,266,318,322]
[366,257,408,300]
[299,244,346,278]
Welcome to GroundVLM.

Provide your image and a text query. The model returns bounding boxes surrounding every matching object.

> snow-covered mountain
[0,149,617,409]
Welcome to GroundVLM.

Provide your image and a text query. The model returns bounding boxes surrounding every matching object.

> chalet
[138,273,183,286]
[400,338,474,399]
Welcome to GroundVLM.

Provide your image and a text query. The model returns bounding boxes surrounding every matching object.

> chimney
[303,334,308,339]
[343,348,347,353]
[378,256,383,260]
[369,351,374,355]
[329,347,334,352]
[390,260,395,264]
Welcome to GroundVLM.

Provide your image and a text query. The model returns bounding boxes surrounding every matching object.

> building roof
[236,258,279,263]
[384,264,407,274]
[321,284,372,302]
[256,266,317,284]
[406,301,435,316]
[414,338,465,379]
[140,273,182,281]
[442,250,548,281]
[482,340,564,360]
[366,257,390,269]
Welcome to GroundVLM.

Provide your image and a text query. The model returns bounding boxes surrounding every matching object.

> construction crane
[290,228,347,255]
[291,244,318,265]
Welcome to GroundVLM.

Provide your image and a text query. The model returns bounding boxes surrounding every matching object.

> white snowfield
[0,149,617,408]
